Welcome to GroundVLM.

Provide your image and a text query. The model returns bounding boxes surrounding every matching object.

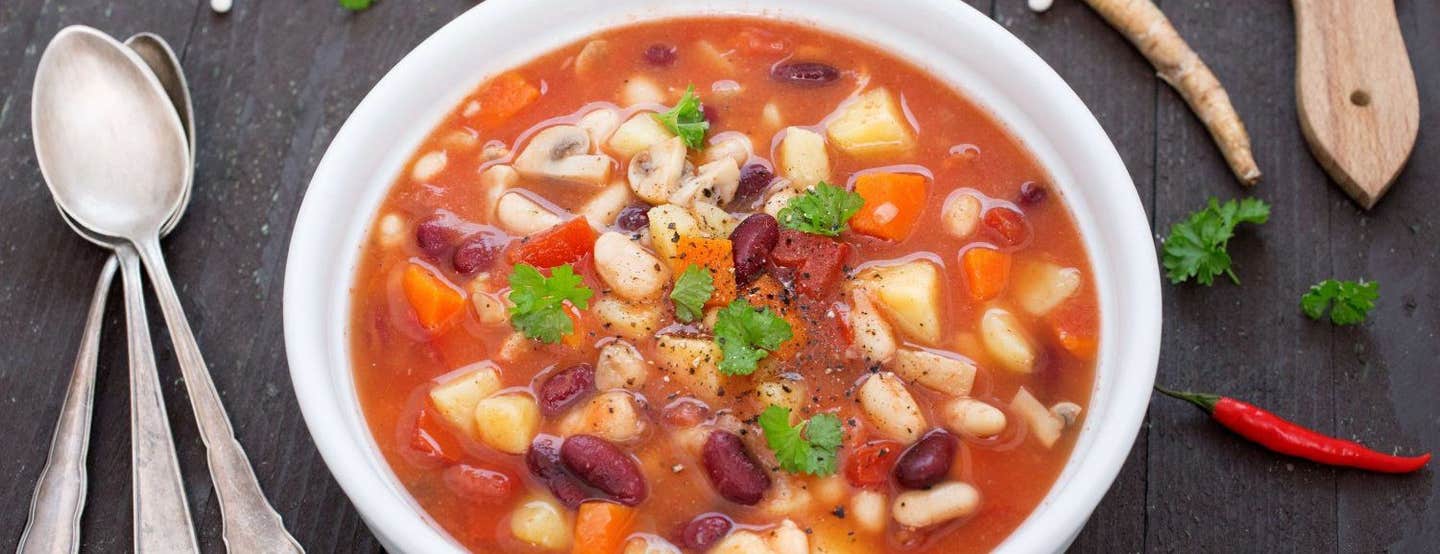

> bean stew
[351,17,1099,553]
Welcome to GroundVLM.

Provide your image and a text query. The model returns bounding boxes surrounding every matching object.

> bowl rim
[283,0,1161,552]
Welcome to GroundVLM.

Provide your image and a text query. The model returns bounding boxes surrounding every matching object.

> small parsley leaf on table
[339,0,375,11]
[670,265,715,323]
[654,84,709,150]
[1301,279,1378,325]
[778,181,865,237]
[713,299,793,375]
[759,405,843,476]
[507,263,593,343]
[1161,197,1270,285]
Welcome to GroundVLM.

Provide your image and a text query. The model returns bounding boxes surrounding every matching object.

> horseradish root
[1083,0,1261,186]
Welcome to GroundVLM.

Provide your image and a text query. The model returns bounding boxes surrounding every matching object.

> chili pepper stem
[1153,386,1221,414]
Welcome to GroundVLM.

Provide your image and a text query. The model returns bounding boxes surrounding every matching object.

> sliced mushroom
[514,125,613,186]
[668,158,740,207]
[495,192,561,235]
[627,136,687,204]
[476,164,518,221]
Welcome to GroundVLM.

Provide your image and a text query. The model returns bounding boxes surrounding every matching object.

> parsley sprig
[1301,279,1378,326]
[758,405,843,476]
[339,0,375,11]
[507,263,593,343]
[1162,197,1270,285]
[670,265,715,323]
[713,299,793,375]
[778,182,865,237]
[654,85,709,150]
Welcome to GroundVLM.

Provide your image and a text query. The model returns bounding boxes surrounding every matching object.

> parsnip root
[1083,0,1261,186]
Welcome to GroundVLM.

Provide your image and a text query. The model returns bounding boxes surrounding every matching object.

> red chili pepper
[1156,387,1430,474]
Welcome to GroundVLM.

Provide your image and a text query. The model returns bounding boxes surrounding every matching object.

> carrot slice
[472,72,540,129]
[668,236,737,307]
[507,217,597,268]
[849,172,927,241]
[961,247,1012,301]
[402,263,466,331]
[1049,304,1098,361]
[572,501,637,554]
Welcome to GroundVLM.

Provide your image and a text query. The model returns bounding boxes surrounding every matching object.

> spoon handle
[18,256,116,554]
[116,244,200,553]
[134,237,303,553]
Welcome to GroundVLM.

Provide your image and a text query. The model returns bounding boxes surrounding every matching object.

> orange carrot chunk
[472,72,540,129]
[402,263,466,331]
[668,236,737,307]
[849,172,927,241]
[572,501,637,554]
[961,247,1011,301]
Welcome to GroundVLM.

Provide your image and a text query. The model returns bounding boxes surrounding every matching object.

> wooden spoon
[1294,0,1419,209]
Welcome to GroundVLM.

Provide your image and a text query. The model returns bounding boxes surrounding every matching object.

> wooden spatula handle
[1294,0,1419,209]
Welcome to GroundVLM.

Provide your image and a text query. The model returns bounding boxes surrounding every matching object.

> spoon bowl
[32,26,189,238]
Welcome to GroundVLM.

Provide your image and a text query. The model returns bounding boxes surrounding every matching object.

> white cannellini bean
[596,340,648,390]
[621,75,666,106]
[377,213,406,247]
[469,289,508,326]
[621,535,682,554]
[558,390,648,443]
[892,481,981,528]
[765,519,809,554]
[858,372,927,443]
[755,380,807,414]
[890,348,976,396]
[762,187,798,219]
[761,101,783,130]
[812,474,848,506]
[702,133,753,168]
[411,150,447,182]
[942,397,1007,438]
[942,192,982,239]
[577,181,636,229]
[849,289,897,364]
[495,192,562,235]
[980,308,1039,373]
[593,232,670,302]
[850,490,889,533]
[710,530,771,554]
[759,473,814,516]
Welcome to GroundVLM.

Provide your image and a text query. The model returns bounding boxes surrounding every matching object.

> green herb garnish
[759,405,843,476]
[713,299,792,375]
[1301,279,1378,325]
[507,263,593,343]
[654,84,709,150]
[1161,197,1270,285]
[777,182,865,237]
[339,0,375,11]
[670,265,715,323]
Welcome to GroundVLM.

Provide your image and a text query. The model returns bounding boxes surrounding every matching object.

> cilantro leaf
[1161,197,1270,285]
[713,299,793,375]
[670,265,715,323]
[507,263,593,343]
[1301,279,1378,325]
[339,0,375,11]
[777,182,865,237]
[653,85,709,150]
[759,405,843,476]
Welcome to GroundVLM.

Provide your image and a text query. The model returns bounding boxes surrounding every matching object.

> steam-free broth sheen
[350,17,1099,553]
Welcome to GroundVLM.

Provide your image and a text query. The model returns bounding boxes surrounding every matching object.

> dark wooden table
[2,1,1435,552]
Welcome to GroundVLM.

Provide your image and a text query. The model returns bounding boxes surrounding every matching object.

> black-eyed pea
[892,481,981,528]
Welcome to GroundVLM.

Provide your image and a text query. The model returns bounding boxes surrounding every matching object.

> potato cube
[609,113,675,159]
[592,296,663,340]
[473,393,540,454]
[426,364,501,440]
[1013,261,1082,316]
[778,127,830,188]
[853,260,943,345]
[826,88,915,158]
[1011,386,1064,448]
[510,498,571,549]
[980,308,1038,373]
[654,335,723,401]
[646,204,702,260]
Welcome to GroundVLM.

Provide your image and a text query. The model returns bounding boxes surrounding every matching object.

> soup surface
[350,16,1099,554]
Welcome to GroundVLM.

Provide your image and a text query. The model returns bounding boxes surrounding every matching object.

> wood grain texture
[0,1,1434,553]
[1294,0,1419,209]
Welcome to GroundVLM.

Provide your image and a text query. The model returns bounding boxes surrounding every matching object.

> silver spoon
[34,26,301,552]
[19,32,194,554]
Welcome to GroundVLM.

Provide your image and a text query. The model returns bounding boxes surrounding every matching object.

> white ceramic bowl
[284,0,1161,551]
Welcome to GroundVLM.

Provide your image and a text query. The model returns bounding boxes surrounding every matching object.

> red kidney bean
[701,430,771,505]
[561,435,648,506]
[1018,181,1047,206]
[452,230,504,275]
[680,513,733,550]
[894,430,957,489]
[729,214,779,285]
[537,364,596,417]
[615,205,650,232]
[771,62,840,87]
[415,215,459,257]
[442,464,515,503]
[733,163,773,207]
[526,435,591,509]
[643,43,678,67]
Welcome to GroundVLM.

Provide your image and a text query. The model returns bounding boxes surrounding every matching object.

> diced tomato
[401,263,466,331]
[983,207,1030,246]
[403,409,460,469]
[771,229,850,299]
[1049,303,1098,361]
[961,247,1012,301]
[506,217,596,268]
[472,72,540,129]
[730,27,790,57]
[844,439,902,488]
[442,464,516,504]
[849,173,927,241]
